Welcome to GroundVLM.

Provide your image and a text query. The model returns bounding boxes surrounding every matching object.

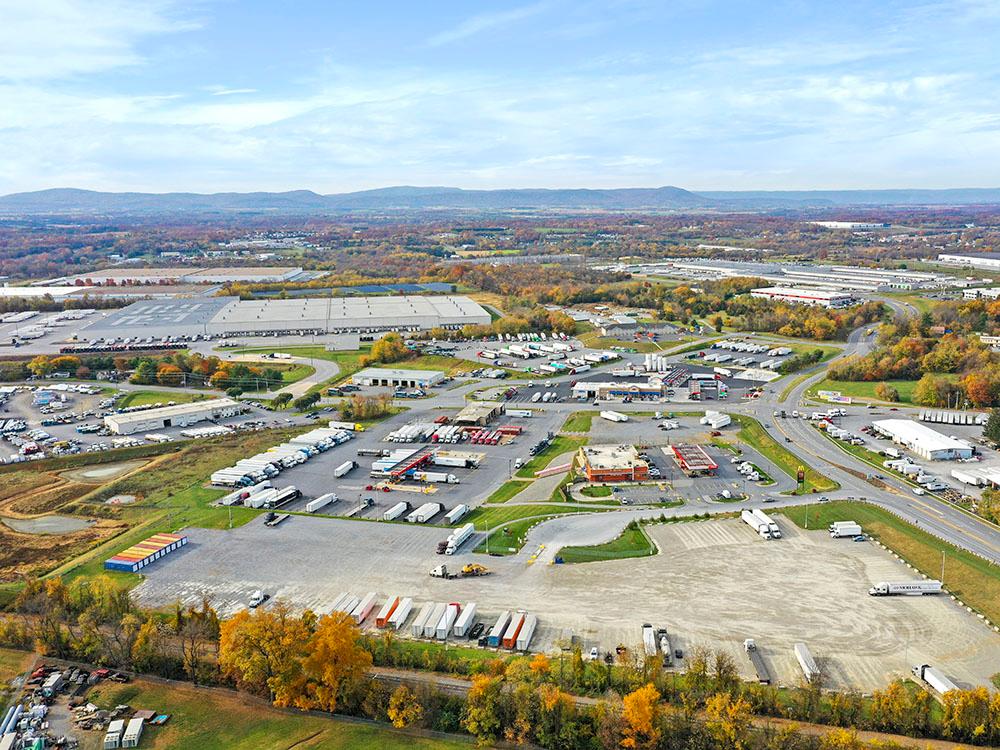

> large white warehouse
[104,398,242,435]
[872,419,974,461]
[750,287,856,308]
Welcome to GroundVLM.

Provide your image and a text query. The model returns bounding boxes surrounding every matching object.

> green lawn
[466,503,592,530]
[809,378,920,404]
[558,523,656,563]
[580,484,612,498]
[782,502,1000,624]
[485,479,532,504]
[117,390,210,409]
[515,435,588,478]
[87,678,470,750]
[473,515,558,555]
[561,411,596,432]
[576,331,663,353]
[731,414,838,493]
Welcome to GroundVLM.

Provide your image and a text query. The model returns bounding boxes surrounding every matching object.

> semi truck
[600,410,629,423]
[446,523,475,555]
[334,460,356,478]
[741,509,770,539]
[794,642,820,682]
[642,624,657,657]
[743,639,771,685]
[869,580,942,596]
[911,664,958,694]
[751,508,781,539]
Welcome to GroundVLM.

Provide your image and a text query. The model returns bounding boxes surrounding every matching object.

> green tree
[984,408,1000,444]
[293,392,320,411]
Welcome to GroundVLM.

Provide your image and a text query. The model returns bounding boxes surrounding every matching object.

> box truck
[830,522,863,538]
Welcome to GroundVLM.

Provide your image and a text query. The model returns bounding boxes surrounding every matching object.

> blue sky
[1,0,998,193]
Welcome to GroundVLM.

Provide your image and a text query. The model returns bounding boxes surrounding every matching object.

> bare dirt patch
[0,518,128,581]
[61,459,149,484]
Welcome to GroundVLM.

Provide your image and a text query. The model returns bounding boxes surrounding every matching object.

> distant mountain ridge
[1,185,999,215]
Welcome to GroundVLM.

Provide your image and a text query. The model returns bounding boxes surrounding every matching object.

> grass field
[580,484,612,498]
[561,411,596,432]
[466,503,591,530]
[0,646,32,685]
[472,515,558,555]
[87,678,469,750]
[576,331,663,353]
[117,390,209,409]
[731,414,838,493]
[809,378,921,404]
[484,479,531,504]
[558,523,656,563]
[515,435,587,478]
[782,501,1000,624]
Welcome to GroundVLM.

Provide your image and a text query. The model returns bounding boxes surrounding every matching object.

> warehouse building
[577,444,649,482]
[571,380,665,401]
[79,294,492,339]
[667,444,719,476]
[104,398,242,435]
[963,287,1000,300]
[454,402,506,426]
[872,419,974,460]
[750,287,856,308]
[353,367,445,389]
[51,266,303,286]
[938,252,1000,270]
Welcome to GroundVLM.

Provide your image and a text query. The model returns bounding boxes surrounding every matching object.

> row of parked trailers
[211,424,353,487]
[919,410,989,426]
[334,593,538,650]
[740,509,781,539]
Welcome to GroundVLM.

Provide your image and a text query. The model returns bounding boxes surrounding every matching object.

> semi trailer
[869,580,943,596]
[446,523,475,555]
[743,639,771,685]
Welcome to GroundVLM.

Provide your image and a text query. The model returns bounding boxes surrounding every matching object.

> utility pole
[941,549,946,584]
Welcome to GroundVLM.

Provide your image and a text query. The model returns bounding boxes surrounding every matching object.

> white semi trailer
[869,580,942,596]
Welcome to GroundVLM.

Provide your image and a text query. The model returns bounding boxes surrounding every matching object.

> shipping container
[375,596,400,627]
[454,602,477,637]
[389,597,413,630]
[502,612,526,649]
[515,614,537,651]
[488,610,512,647]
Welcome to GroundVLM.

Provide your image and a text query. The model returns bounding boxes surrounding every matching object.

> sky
[1,0,998,194]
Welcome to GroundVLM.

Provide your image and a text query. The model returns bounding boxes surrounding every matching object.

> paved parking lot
[133,513,1000,691]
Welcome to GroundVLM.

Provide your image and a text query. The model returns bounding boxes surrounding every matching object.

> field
[809,378,920,404]
[561,410,596,433]
[557,523,655,563]
[731,414,838,493]
[84,678,469,750]
[515,435,587,478]
[466,503,591,530]
[484,479,531,504]
[576,331,663,353]
[472,515,558,555]
[580,485,612,498]
[781,501,1000,624]
[0,426,309,598]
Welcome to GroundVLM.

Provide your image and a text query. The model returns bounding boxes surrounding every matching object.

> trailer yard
[131,514,1000,692]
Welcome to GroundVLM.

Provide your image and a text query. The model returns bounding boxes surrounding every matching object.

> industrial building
[750,287,856,308]
[454,402,506,426]
[667,444,719,475]
[872,419,974,461]
[963,287,1000,300]
[938,252,1000,270]
[577,444,649,483]
[571,380,666,401]
[79,294,492,339]
[103,398,242,435]
[50,266,304,286]
[352,367,445,389]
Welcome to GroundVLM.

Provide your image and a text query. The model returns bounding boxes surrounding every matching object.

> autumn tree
[387,685,423,728]
[219,602,309,703]
[874,382,899,402]
[621,683,661,750]
[704,692,753,750]
[462,674,505,747]
[298,612,373,712]
[984,408,1000,444]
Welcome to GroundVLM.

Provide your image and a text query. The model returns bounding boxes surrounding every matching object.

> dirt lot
[0,519,128,581]
[132,514,1000,692]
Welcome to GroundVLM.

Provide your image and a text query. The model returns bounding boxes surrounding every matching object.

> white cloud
[0,0,197,81]
[426,2,550,47]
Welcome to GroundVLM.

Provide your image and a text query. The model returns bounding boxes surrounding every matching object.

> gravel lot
[132,514,1000,691]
